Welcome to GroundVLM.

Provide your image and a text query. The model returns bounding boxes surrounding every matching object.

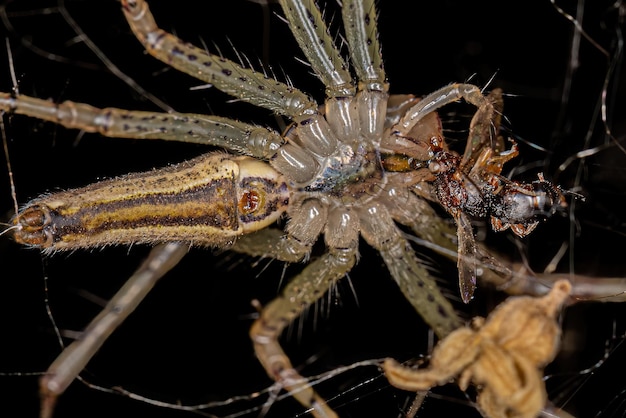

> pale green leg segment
[394,83,492,136]
[341,0,389,141]
[121,0,317,118]
[237,201,360,417]
[359,204,462,338]
[250,248,356,418]
[0,93,284,159]
[342,0,385,89]
[278,0,354,98]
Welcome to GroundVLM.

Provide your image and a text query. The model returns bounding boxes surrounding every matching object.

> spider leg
[392,83,495,137]
[279,0,360,143]
[232,197,328,262]
[358,203,462,338]
[0,93,284,158]
[385,186,458,254]
[231,228,302,262]
[278,0,353,98]
[342,0,385,92]
[340,0,389,141]
[121,0,317,119]
[39,242,187,418]
[250,206,359,418]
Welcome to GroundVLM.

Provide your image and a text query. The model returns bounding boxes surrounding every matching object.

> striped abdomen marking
[13,153,289,250]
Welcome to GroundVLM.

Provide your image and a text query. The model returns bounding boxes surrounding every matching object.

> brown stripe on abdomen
[49,177,238,244]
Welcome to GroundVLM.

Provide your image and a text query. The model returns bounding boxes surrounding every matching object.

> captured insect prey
[1,1,624,418]
[382,88,567,302]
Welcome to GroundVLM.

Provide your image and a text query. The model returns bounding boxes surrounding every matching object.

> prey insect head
[426,135,460,175]
[530,173,569,217]
[490,173,568,237]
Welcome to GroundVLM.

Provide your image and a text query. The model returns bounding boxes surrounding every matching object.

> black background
[0,1,625,417]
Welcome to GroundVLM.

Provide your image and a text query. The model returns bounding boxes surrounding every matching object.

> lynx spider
[1,1,567,417]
